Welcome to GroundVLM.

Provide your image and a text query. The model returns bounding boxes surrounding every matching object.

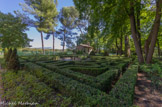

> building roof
[77,44,92,48]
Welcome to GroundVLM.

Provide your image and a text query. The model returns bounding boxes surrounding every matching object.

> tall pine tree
[21,0,58,54]
[57,6,79,51]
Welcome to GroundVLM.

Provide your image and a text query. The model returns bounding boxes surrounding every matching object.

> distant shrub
[76,50,84,55]
[8,48,20,71]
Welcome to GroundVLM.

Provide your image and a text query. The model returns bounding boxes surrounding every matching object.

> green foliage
[2,70,72,106]
[24,62,108,106]
[23,57,137,106]
[0,58,5,68]
[0,12,31,48]
[21,0,58,33]
[152,64,162,77]
[69,66,109,76]
[21,0,58,54]
[73,0,162,63]
[99,64,138,107]
[76,50,84,55]
[109,65,138,106]
[8,48,20,70]
[96,62,129,91]
[59,6,79,28]
[95,69,119,91]
[57,6,79,50]
[24,56,131,91]
[25,62,97,88]
[140,62,162,91]
[5,48,12,63]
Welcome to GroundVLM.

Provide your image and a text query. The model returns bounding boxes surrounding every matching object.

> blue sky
[0,0,74,49]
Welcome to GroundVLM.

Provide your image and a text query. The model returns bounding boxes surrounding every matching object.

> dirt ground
[134,73,162,107]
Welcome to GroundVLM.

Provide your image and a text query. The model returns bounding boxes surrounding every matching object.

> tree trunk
[52,32,55,55]
[137,0,142,48]
[129,1,144,63]
[146,0,162,64]
[144,33,152,60]
[78,25,83,35]
[136,6,143,58]
[125,35,131,57]
[116,38,119,55]
[41,32,45,55]
[63,32,65,52]
[98,47,101,54]
[104,50,109,56]
[157,39,161,58]
[120,33,123,56]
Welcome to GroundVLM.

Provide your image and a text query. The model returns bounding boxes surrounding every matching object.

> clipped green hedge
[25,62,97,88]
[24,63,108,106]
[2,70,72,106]
[24,60,137,106]
[20,55,59,62]
[69,66,109,76]
[100,64,138,107]
[59,63,101,69]
[44,60,102,69]
[25,59,130,92]
[95,69,119,91]
[94,62,129,91]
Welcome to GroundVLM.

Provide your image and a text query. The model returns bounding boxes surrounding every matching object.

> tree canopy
[0,12,31,49]
[21,0,58,54]
[57,6,79,51]
[74,0,162,63]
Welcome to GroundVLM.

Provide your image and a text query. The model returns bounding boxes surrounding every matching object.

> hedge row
[90,56,127,60]
[25,60,129,92]
[95,63,129,91]
[45,60,105,68]
[25,61,138,106]
[35,61,122,90]
[24,63,108,106]
[25,62,97,88]
[21,55,60,62]
[2,70,72,106]
[69,66,109,76]
[58,64,101,69]
[100,64,138,107]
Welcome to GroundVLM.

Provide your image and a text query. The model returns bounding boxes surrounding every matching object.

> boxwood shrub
[24,63,109,106]
[23,60,137,106]
[99,64,138,107]
[24,59,130,92]
[2,70,72,106]
[69,67,109,76]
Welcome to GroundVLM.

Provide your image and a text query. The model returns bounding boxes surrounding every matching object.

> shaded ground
[134,72,162,107]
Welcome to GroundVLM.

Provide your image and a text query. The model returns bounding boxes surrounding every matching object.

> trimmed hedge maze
[19,56,138,106]
[2,70,72,106]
